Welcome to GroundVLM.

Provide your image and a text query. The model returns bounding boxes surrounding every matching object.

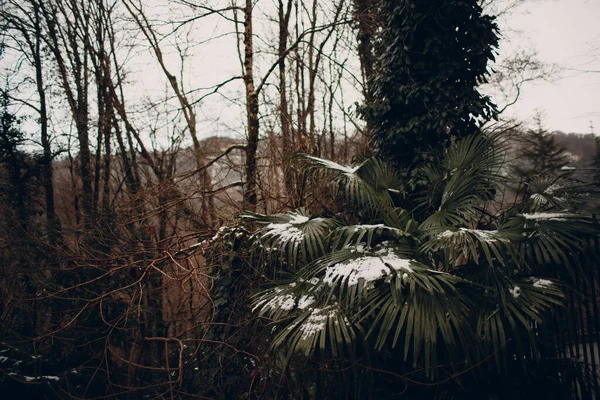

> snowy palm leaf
[270,304,357,358]
[253,278,358,358]
[527,176,569,211]
[509,213,600,270]
[422,228,522,267]
[240,209,335,268]
[527,176,598,213]
[296,246,417,309]
[297,155,403,226]
[253,280,321,321]
[329,223,414,251]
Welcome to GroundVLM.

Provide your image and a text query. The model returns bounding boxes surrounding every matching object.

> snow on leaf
[299,306,339,340]
[532,278,553,288]
[520,213,573,221]
[289,214,309,224]
[303,155,359,175]
[437,228,509,243]
[510,286,521,298]
[262,223,305,242]
[544,184,562,195]
[324,248,414,286]
[21,375,60,382]
[258,293,296,312]
[297,295,316,310]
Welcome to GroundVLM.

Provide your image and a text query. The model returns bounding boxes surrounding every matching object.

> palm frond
[503,213,600,272]
[467,267,564,369]
[418,133,505,229]
[329,223,415,251]
[240,208,336,269]
[360,266,473,376]
[422,227,523,268]
[270,303,358,358]
[526,175,600,213]
[296,154,407,227]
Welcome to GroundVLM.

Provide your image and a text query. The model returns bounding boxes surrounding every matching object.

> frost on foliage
[298,306,340,340]
[297,294,316,310]
[262,220,305,243]
[437,228,509,243]
[254,281,318,314]
[510,286,522,299]
[253,290,296,313]
[532,278,553,289]
[324,247,415,286]
[520,213,573,221]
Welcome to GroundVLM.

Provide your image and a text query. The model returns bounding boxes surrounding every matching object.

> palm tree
[215,133,599,397]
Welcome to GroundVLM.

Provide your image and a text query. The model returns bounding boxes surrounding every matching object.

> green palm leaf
[418,133,505,229]
[422,227,523,268]
[360,266,473,376]
[505,213,600,272]
[296,154,406,227]
[240,208,336,269]
[465,266,564,368]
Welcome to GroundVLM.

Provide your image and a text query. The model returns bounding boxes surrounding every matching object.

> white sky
[495,0,600,133]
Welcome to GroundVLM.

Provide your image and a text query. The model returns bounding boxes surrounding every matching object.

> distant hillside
[552,131,597,165]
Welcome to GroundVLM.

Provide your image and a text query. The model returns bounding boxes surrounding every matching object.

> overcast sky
[496,0,600,134]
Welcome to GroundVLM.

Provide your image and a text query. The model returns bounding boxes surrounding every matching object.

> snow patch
[263,223,305,243]
[533,279,553,289]
[289,215,309,225]
[355,224,385,229]
[253,292,296,313]
[297,295,316,310]
[299,307,338,340]
[438,228,508,243]
[510,286,521,299]
[324,249,414,286]
[520,213,573,221]
[20,375,60,382]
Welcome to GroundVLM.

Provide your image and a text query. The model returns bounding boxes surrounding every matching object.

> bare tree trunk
[243,0,259,210]
[123,0,216,226]
[278,0,294,198]
[40,0,94,224]
[30,5,61,243]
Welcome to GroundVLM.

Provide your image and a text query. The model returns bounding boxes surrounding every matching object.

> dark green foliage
[239,133,600,398]
[0,94,38,229]
[359,0,499,167]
